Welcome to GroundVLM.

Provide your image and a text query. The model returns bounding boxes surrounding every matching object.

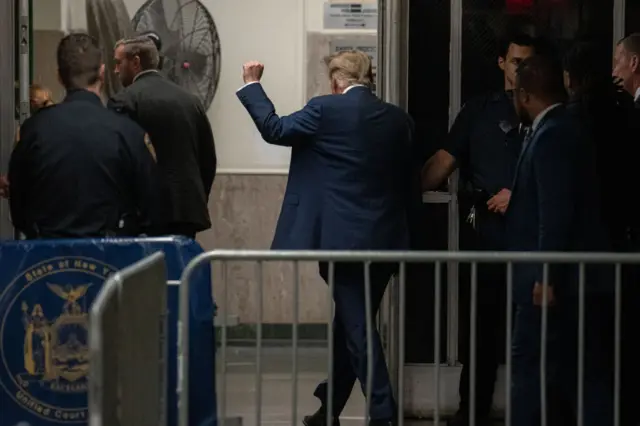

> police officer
[421,32,536,426]
[8,33,162,238]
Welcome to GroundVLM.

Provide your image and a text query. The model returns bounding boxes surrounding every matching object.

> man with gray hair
[109,34,217,238]
[237,51,421,426]
[613,33,640,107]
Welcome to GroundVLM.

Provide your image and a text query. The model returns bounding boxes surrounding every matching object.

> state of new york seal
[0,257,116,423]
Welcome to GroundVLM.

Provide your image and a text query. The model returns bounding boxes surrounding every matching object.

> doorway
[402,0,625,417]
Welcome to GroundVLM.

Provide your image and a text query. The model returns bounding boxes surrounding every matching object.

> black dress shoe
[302,409,340,426]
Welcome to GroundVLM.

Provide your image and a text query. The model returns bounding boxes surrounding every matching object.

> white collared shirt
[531,103,562,132]
[342,84,365,94]
[133,69,159,83]
[237,81,258,92]
[634,87,640,102]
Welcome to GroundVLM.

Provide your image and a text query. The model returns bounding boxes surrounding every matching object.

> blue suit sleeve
[532,125,578,281]
[236,82,321,146]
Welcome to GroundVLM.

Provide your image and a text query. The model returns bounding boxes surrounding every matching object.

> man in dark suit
[108,35,216,238]
[9,33,160,238]
[507,55,612,426]
[237,51,419,426]
[613,33,640,108]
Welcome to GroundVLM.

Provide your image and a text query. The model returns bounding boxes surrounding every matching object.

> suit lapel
[511,127,537,191]
[510,106,562,191]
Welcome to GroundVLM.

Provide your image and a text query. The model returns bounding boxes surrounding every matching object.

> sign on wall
[323,2,378,30]
[329,38,377,93]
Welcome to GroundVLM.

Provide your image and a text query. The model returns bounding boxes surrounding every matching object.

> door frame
[398,0,629,417]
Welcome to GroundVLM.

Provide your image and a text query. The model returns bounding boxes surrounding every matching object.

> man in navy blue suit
[237,51,419,426]
[507,55,613,426]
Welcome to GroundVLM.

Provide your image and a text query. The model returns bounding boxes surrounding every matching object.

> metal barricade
[89,251,168,426]
[179,250,640,426]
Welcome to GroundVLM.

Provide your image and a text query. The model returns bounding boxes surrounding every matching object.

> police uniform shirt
[445,91,524,196]
[8,89,161,238]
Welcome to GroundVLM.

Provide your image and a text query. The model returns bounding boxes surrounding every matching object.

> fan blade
[86,0,134,98]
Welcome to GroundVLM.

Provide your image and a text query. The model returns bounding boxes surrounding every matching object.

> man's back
[238,83,417,250]
[9,90,158,238]
[109,72,216,234]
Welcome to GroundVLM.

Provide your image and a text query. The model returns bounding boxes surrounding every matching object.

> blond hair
[29,84,54,110]
[324,50,374,90]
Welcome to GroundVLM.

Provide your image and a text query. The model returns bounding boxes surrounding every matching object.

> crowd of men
[3,24,640,426]
[421,32,640,426]
[5,32,216,239]
[235,33,640,426]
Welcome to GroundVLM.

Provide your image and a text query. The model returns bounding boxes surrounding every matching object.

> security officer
[421,32,536,426]
[8,33,162,238]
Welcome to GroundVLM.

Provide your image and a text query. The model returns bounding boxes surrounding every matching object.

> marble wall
[198,175,329,324]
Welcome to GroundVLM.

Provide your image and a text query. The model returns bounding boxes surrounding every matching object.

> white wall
[39,0,376,173]
[33,0,61,31]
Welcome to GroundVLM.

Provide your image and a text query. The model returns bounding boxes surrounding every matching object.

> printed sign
[323,2,378,30]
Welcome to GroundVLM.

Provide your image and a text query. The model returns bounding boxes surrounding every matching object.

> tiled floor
[217,346,505,426]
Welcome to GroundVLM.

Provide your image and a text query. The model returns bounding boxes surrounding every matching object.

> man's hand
[533,282,555,307]
[487,188,511,214]
[242,61,264,84]
[0,175,9,199]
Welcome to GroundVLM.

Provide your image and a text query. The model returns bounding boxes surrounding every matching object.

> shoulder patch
[144,133,157,162]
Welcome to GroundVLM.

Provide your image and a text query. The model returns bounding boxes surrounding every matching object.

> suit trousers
[313,262,397,421]
[510,296,614,426]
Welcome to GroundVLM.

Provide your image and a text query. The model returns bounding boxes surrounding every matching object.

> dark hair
[619,33,640,56]
[115,36,160,71]
[140,31,162,51]
[56,33,103,90]
[562,41,610,92]
[499,32,536,58]
[515,54,566,101]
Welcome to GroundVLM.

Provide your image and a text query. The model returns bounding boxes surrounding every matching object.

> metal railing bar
[326,261,335,426]
[180,250,640,266]
[433,261,442,425]
[614,263,622,426]
[292,261,300,425]
[469,262,477,426]
[364,261,373,425]
[577,263,585,426]
[505,262,513,426]
[398,262,406,426]
[540,263,549,426]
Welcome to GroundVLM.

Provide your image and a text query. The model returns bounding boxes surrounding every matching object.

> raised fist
[242,61,264,84]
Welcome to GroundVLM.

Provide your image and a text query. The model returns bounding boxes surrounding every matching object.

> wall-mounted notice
[329,38,378,93]
[323,2,378,30]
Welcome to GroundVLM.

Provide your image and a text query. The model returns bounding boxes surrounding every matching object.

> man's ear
[563,70,571,90]
[498,56,506,71]
[133,55,141,70]
[99,63,105,82]
[631,54,639,73]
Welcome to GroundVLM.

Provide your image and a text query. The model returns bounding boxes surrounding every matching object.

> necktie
[521,126,532,152]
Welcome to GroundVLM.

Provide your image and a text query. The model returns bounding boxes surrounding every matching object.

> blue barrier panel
[0,237,216,426]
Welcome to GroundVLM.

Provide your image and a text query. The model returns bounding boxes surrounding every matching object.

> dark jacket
[108,71,217,234]
[237,83,420,250]
[506,106,609,304]
[9,89,160,238]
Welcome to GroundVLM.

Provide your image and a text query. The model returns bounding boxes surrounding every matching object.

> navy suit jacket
[237,83,419,250]
[506,106,609,304]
